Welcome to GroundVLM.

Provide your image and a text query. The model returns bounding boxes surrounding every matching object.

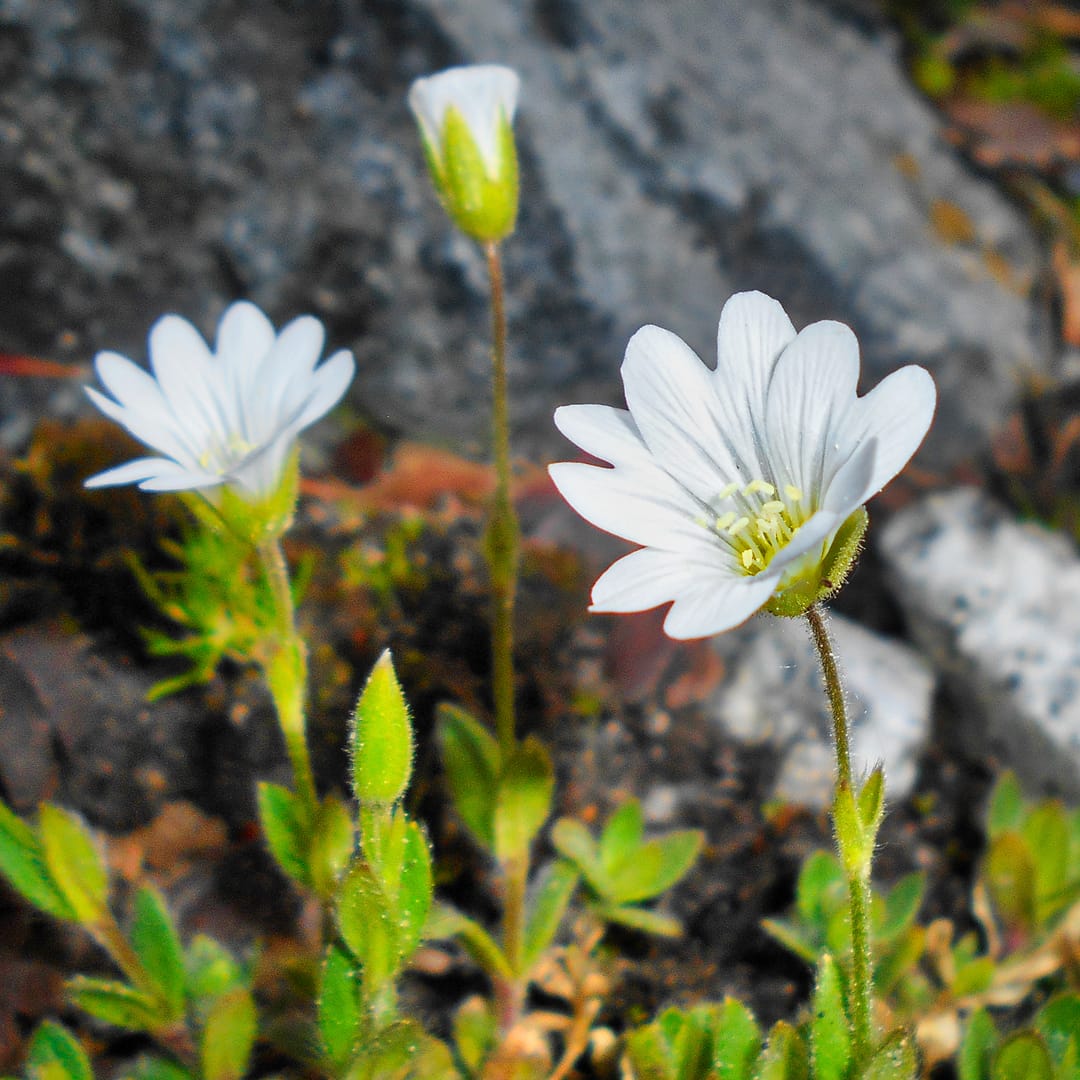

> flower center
[707,479,809,576]
[198,433,258,476]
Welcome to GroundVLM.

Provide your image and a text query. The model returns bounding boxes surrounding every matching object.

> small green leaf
[604,829,703,905]
[436,703,499,850]
[453,997,497,1074]
[184,935,243,1013]
[959,1008,998,1080]
[753,1021,808,1080]
[336,862,397,997]
[878,873,925,942]
[201,987,257,1080]
[66,977,161,1032]
[672,1007,712,1080]
[795,851,846,928]
[551,818,599,878]
[810,954,850,1080]
[624,1023,677,1080]
[984,833,1037,933]
[395,819,434,961]
[131,887,185,1021]
[600,799,645,877]
[256,782,309,888]
[711,997,762,1080]
[39,804,108,924]
[25,1022,92,1080]
[0,801,75,921]
[952,956,996,997]
[832,783,867,875]
[1023,801,1070,921]
[1036,994,1080,1066]
[987,772,1024,838]
[862,1029,918,1080]
[123,1057,194,1080]
[494,737,554,863]
[522,859,580,971]
[350,649,414,805]
[427,903,513,981]
[760,918,819,965]
[318,942,361,1069]
[857,767,886,836]
[309,794,355,899]
[992,1032,1053,1080]
[594,902,682,938]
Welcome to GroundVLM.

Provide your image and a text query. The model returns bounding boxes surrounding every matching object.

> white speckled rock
[880,488,1080,799]
[705,613,935,808]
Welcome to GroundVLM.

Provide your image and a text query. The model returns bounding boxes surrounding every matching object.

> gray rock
[880,488,1080,800]
[0,0,1051,471]
[706,612,934,808]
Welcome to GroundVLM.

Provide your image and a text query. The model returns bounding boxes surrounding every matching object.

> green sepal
[832,782,870,877]
[0,800,76,920]
[66,977,162,1032]
[131,886,186,1021]
[39,804,109,924]
[436,703,499,851]
[765,508,867,617]
[433,105,519,242]
[256,781,310,888]
[494,736,554,863]
[25,1022,92,1080]
[211,448,300,545]
[200,987,258,1080]
[810,953,850,1080]
[318,942,363,1070]
[991,1032,1053,1080]
[858,767,886,839]
[350,650,414,806]
[309,793,355,899]
[521,859,580,971]
[753,1021,808,1080]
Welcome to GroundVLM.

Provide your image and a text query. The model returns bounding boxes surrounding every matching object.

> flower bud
[408,64,520,242]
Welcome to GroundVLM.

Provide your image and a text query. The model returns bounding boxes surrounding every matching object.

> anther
[715,511,737,531]
[743,479,776,497]
[728,516,750,536]
[784,484,803,502]
[717,481,740,500]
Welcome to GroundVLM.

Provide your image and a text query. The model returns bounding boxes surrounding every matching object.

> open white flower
[408,64,520,241]
[549,291,936,639]
[84,301,355,501]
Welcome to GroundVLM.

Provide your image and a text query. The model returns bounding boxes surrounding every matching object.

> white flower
[84,301,355,500]
[407,64,520,242]
[408,64,519,178]
[549,291,936,639]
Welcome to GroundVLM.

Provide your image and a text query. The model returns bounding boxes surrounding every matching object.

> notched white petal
[553,404,651,467]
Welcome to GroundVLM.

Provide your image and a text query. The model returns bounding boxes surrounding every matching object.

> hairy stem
[806,604,874,1063]
[484,240,520,762]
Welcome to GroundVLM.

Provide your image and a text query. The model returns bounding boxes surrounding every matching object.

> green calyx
[765,507,868,619]
[423,106,519,242]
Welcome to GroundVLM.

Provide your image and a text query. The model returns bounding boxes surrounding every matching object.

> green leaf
[604,829,703,905]
[624,1023,677,1080]
[131,887,185,1021]
[1023,801,1070,921]
[184,935,243,1011]
[123,1057,194,1080]
[600,799,645,877]
[857,767,886,837]
[594,902,682,938]
[959,1008,998,1080]
[672,1007,712,1080]
[350,650,414,805]
[1036,994,1080,1066]
[832,783,867,875]
[711,997,762,1080]
[795,851,846,929]
[66,977,161,1032]
[810,954,850,1080]
[753,1021,808,1080]
[494,737,554,863]
[39,804,108,924]
[952,957,996,997]
[878,873,925,942]
[256,782,309,888]
[427,903,513,981]
[309,794,355,899]
[318,942,361,1069]
[522,859,580,972]
[25,1022,92,1080]
[453,997,497,1074]
[992,1032,1053,1080]
[862,1029,918,1080]
[0,801,75,920]
[984,833,1037,933]
[760,918,819,965]
[551,818,599,878]
[987,772,1024,838]
[201,987,257,1080]
[336,862,398,997]
[436,703,499,851]
[396,819,434,962]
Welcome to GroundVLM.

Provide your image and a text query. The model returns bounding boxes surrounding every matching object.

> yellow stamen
[717,481,740,499]
[785,484,803,502]
[743,479,776,497]
[741,548,756,569]
[728,516,750,536]
[715,511,737,530]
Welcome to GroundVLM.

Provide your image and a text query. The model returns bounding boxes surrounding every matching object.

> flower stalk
[806,604,874,1066]
[483,241,520,761]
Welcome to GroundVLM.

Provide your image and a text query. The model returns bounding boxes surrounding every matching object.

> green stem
[805,604,874,1064]
[483,240,520,762]
[258,538,318,820]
